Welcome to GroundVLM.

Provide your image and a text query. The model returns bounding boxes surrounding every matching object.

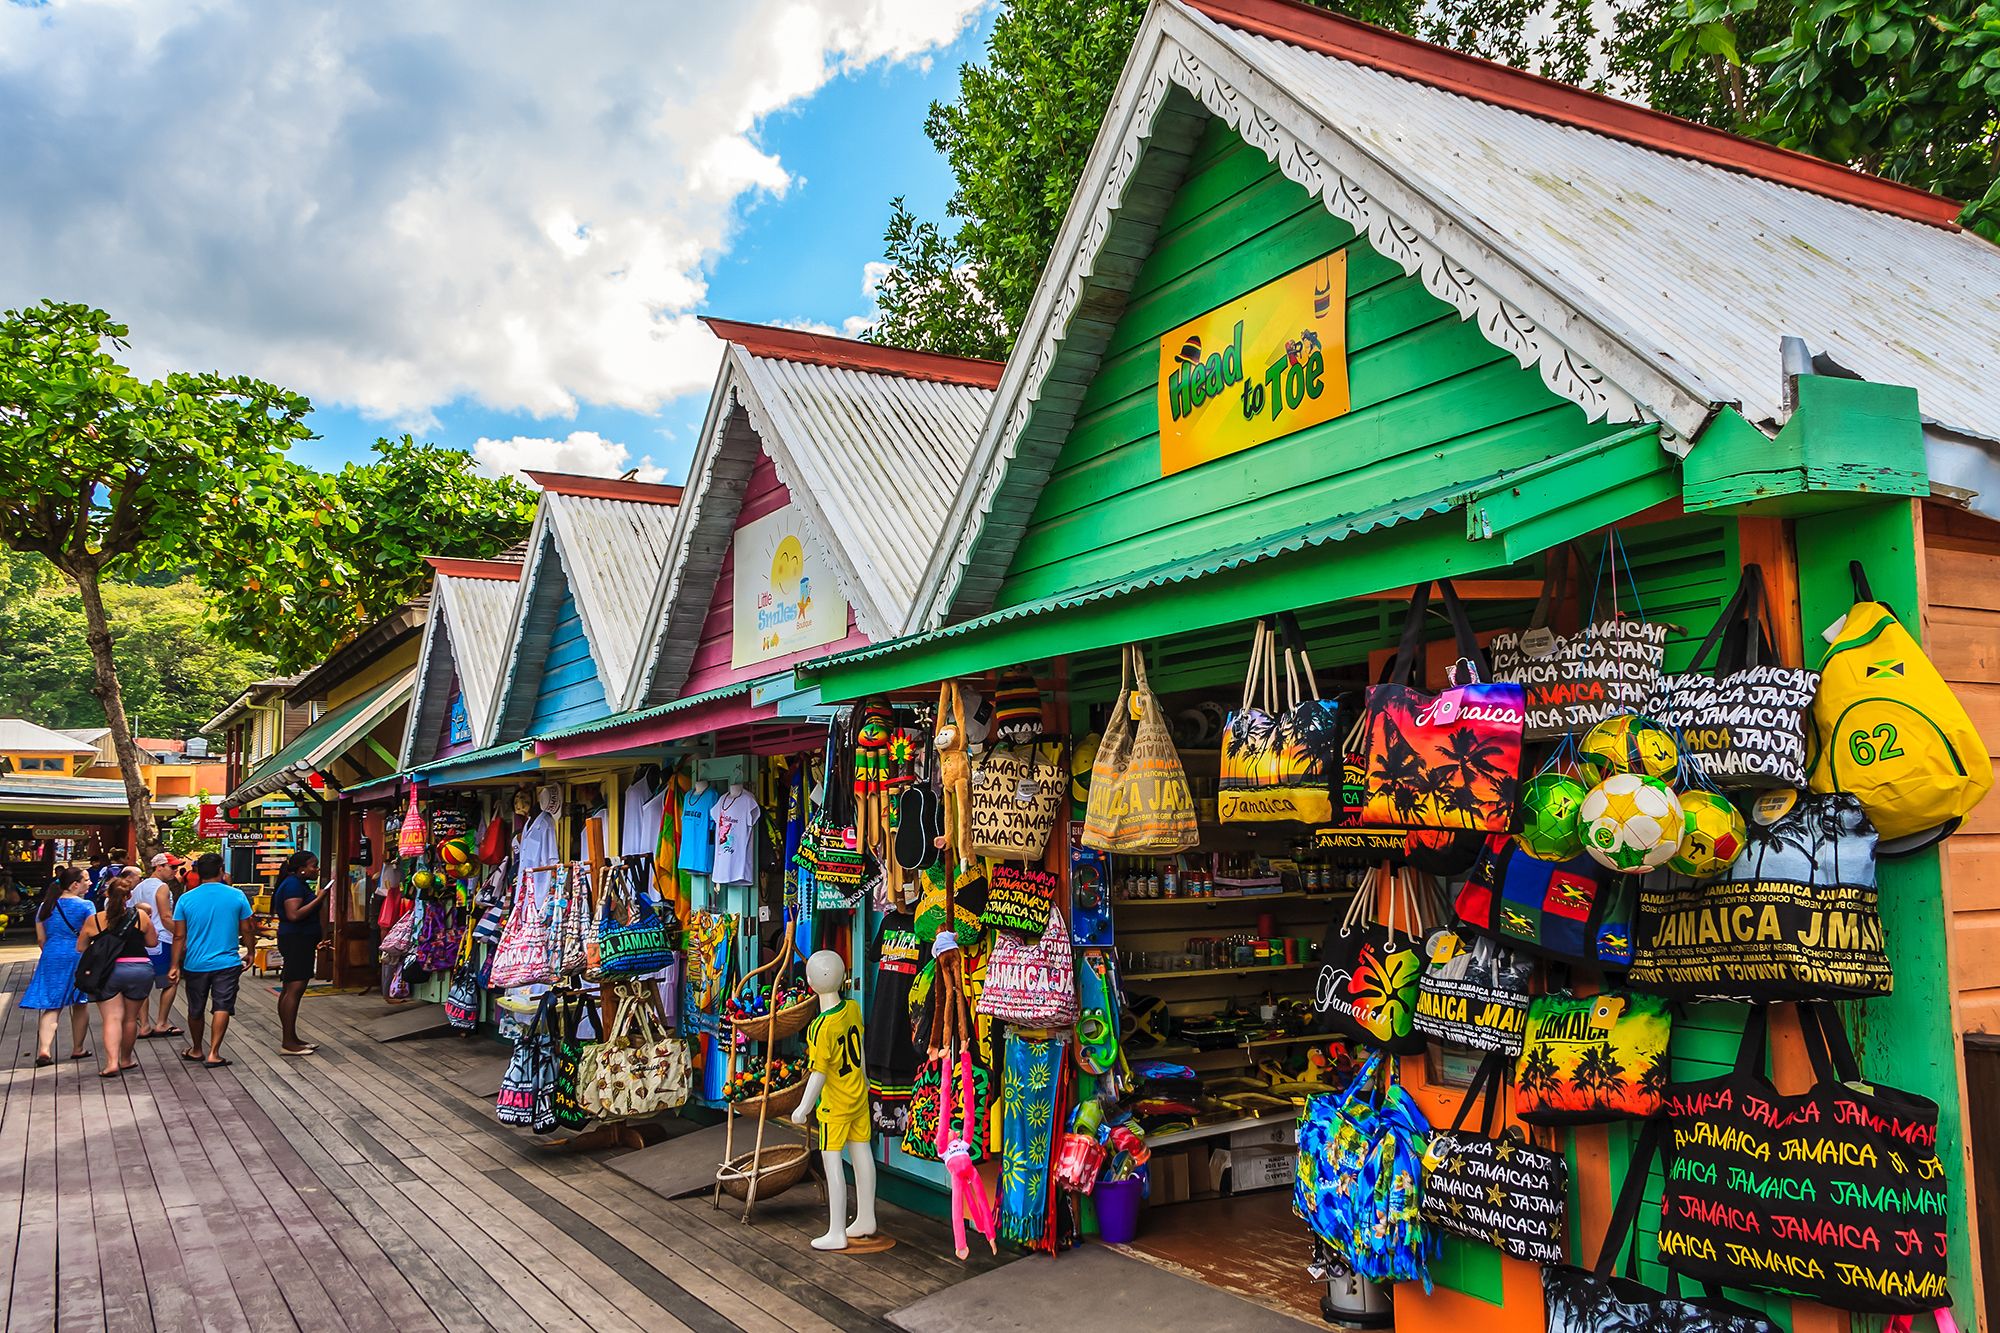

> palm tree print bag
[1514,990,1671,1125]
[1361,580,1526,832]
[1220,613,1344,823]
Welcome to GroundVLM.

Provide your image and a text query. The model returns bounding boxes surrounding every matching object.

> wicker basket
[728,1078,809,1121]
[728,995,818,1043]
[717,1142,813,1201]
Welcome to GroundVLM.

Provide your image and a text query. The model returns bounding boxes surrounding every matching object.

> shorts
[814,1102,873,1152]
[149,940,173,983]
[277,934,320,985]
[183,966,244,1019]
[93,960,155,1003]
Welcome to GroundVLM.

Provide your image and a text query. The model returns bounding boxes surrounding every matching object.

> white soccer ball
[1579,773,1684,874]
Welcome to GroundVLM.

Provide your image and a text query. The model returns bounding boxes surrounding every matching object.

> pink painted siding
[677,448,869,699]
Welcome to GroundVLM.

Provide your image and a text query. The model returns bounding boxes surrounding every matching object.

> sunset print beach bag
[1361,580,1526,833]
[1314,866,1429,1054]
[1220,613,1342,824]
[1082,644,1199,853]
[1657,1005,1951,1314]
[1513,990,1671,1126]
[1488,537,1669,740]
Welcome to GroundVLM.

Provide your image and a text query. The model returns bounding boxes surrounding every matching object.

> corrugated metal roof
[227,670,415,805]
[0,720,101,754]
[1196,9,2000,440]
[409,738,530,779]
[545,490,678,706]
[399,567,522,766]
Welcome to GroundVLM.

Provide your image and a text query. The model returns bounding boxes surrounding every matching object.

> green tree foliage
[195,434,537,672]
[163,792,222,859]
[0,300,311,859]
[874,0,2000,356]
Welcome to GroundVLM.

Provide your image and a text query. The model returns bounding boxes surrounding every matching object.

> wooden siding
[993,121,1632,610]
[526,586,609,736]
[677,445,867,700]
[1922,503,2000,1036]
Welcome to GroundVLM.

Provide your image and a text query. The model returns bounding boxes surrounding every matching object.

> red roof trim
[702,317,1006,388]
[424,556,524,581]
[1186,0,1962,229]
[524,472,684,505]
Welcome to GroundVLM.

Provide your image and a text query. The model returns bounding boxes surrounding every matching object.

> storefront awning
[226,669,416,806]
[409,739,540,787]
[803,425,1670,700]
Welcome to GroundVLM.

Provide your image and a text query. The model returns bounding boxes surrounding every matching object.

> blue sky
[0,0,996,488]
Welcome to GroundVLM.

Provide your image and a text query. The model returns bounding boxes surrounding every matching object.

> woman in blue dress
[21,866,95,1067]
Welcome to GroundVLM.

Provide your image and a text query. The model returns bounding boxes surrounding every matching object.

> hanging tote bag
[1081,644,1199,853]
[577,989,691,1120]
[495,992,555,1127]
[551,990,593,1132]
[1488,537,1670,740]
[1544,1119,1780,1333]
[1313,866,1429,1054]
[1411,927,1532,1056]
[1292,1052,1437,1285]
[1657,1005,1952,1313]
[1220,614,1342,824]
[1811,560,1993,854]
[968,743,1064,860]
[902,1058,994,1163]
[486,889,552,990]
[595,862,671,978]
[396,787,429,858]
[1361,580,1526,833]
[1647,564,1819,788]
[977,906,1079,1027]
[1315,704,1484,873]
[1513,990,1671,1125]
[1628,789,1890,1002]
[1419,1053,1566,1262]
[444,967,480,1030]
[1453,837,1635,968]
[548,866,595,980]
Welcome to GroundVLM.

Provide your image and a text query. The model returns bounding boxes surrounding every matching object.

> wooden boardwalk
[0,955,1003,1332]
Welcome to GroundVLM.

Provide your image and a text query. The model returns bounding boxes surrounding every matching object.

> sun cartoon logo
[769,534,805,600]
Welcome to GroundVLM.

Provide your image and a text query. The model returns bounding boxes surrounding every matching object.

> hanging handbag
[595,863,672,978]
[396,787,429,858]
[977,904,1079,1027]
[969,743,1065,860]
[577,988,691,1119]
[412,903,466,973]
[1514,990,1671,1125]
[444,966,479,1030]
[478,813,509,866]
[1411,927,1532,1056]
[1311,704,1484,873]
[981,862,1059,937]
[1419,1053,1566,1262]
[1081,644,1199,853]
[495,991,556,1127]
[1220,613,1342,823]
[1658,1005,1951,1313]
[1293,1052,1436,1284]
[902,1057,994,1163]
[1811,560,1993,853]
[1313,865,1429,1054]
[1628,789,1890,1002]
[380,897,422,959]
[486,890,552,990]
[1544,1119,1779,1333]
[1454,837,1636,968]
[547,866,594,980]
[1361,580,1526,833]
[895,782,944,871]
[551,990,593,1131]
[1647,564,1819,788]
[1488,537,1670,740]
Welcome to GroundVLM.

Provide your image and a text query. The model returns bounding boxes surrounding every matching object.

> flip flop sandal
[158,1026,185,1038]
[33,1056,52,1068]
[280,1047,316,1057]
[98,1069,123,1079]
[68,1050,93,1062]
[203,1058,232,1069]
[178,1051,206,1064]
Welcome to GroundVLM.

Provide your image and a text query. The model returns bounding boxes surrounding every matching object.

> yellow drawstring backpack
[1810,561,1992,852]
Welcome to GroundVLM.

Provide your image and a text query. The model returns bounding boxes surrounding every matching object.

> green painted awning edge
[226,670,416,805]
[526,674,772,747]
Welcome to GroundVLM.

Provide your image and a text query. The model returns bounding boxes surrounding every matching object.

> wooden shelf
[1112,891,1343,910]
[1123,963,1309,983]
[1149,1109,1299,1149]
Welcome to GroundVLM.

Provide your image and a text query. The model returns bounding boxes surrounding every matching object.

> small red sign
[197,803,236,838]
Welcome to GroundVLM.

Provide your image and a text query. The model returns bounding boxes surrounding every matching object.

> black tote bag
[1420,1053,1566,1262]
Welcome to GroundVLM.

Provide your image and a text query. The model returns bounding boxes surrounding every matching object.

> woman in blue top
[21,866,95,1067]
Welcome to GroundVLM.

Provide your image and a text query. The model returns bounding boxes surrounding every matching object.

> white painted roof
[545,490,679,702]
[436,572,520,739]
[0,720,101,754]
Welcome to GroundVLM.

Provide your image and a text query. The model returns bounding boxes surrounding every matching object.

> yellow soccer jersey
[805,999,869,1131]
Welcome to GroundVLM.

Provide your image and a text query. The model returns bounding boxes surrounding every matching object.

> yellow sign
[1156,252,1350,477]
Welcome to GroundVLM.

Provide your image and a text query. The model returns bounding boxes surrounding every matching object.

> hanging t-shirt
[620,774,656,858]
[678,786,721,876]
[710,788,762,886]
[866,912,923,1137]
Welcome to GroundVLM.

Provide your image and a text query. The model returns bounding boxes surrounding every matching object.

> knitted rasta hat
[992,672,1043,744]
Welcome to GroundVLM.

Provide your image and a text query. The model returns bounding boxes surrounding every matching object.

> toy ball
[1670,790,1747,879]
[409,869,437,891]
[1515,773,1589,861]
[1579,773,1683,873]
[1579,714,1680,784]
[437,837,473,870]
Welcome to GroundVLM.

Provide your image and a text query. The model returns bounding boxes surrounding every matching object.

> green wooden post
[1794,499,1976,1319]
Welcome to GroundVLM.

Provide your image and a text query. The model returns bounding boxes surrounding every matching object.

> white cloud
[473,431,668,486]
[0,0,988,423]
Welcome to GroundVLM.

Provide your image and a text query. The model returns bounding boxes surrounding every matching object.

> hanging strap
[1528,543,1578,634]
[1683,565,1761,676]
[1388,583,1435,687]
[1277,611,1323,704]
[1449,1051,1510,1137]
[1435,579,1493,683]
[1240,620,1271,714]
[1592,1117,1664,1276]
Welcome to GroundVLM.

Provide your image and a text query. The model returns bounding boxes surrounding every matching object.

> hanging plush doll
[938,1048,999,1259]
[935,681,972,869]
[853,699,915,854]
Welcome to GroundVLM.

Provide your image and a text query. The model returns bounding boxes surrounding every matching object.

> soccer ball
[1516,773,1589,861]
[1579,714,1680,785]
[1669,790,1747,879]
[1579,773,1683,873]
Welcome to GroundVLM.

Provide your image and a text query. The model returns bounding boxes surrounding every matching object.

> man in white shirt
[132,852,184,1041]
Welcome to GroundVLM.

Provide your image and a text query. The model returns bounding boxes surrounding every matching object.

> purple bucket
[1095,1177,1145,1244]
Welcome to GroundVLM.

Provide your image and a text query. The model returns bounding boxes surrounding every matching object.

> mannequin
[790,949,878,1250]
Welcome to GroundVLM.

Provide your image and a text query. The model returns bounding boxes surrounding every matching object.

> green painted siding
[994,121,1632,610]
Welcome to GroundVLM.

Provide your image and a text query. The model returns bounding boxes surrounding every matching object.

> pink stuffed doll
[934,1051,997,1259]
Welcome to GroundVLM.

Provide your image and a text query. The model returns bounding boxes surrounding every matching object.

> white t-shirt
[710,788,762,886]
[620,775,656,858]
[132,876,173,946]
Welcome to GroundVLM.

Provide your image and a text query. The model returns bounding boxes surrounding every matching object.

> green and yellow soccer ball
[1579,773,1683,873]
[1578,714,1680,785]
[1669,790,1747,879]
[1516,773,1589,861]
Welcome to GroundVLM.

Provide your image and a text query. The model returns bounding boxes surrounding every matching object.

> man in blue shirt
[168,853,253,1068]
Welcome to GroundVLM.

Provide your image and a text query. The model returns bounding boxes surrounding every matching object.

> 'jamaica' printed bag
[1314,866,1428,1054]
[1513,990,1671,1126]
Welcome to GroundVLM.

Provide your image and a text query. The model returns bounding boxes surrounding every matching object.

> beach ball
[1670,790,1747,879]
[1578,714,1680,785]
[1579,773,1683,873]
[1516,773,1588,861]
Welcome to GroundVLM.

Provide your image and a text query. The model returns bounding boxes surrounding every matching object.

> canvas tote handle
[1449,1050,1510,1137]
[1240,620,1271,713]
[1526,543,1579,634]
[1277,611,1323,705]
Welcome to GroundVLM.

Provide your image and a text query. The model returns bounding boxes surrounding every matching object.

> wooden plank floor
[0,953,1007,1332]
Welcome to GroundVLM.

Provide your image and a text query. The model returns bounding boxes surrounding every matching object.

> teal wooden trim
[1793,499,1974,1313]
[1684,378,1927,515]
[528,589,610,736]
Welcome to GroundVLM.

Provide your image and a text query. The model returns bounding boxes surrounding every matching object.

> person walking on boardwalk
[272,851,329,1056]
[168,852,253,1069]
[20,866,96,1067]
[132,852,185,1042]
[75,867,160,1078]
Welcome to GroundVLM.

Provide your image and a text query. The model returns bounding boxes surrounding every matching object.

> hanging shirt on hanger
[620,774,657,858]
[710,787,763,886]
[515,809,558,914]
[679,785,721,876]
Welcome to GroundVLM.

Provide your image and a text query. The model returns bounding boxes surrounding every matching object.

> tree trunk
[72,564,160,864]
